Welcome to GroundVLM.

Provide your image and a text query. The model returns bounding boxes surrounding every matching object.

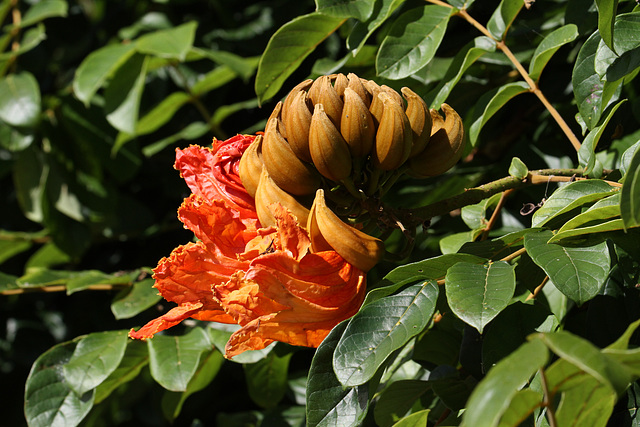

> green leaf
[136,92,191,135]
[596,0,618,52]
[374,380,430,427]
[538,331,631,394]
[528,24,579,81]
[62,331,128,395]
[0,24,47,60]
[191,48,258,81]
[549,197,627,242]
[244,349,292,409]
[162,349,225,421]
[255,12,344,104]
[111,278,161,320]
[191,66,238,96]
[147,327,212,392]
[306,321,370,427]
[578,100,625,175]
[94,340,148,404]
[621,145,640,230]
[376,5,451,80]
[425,36,495,108]
[531,179,616,227]
[461,339,549,427]
[392,409,430,427]
[73,44,137,106]
[554,373,616,427]
[346,0,405,55]
[497,389,542,427]
[448,0,476,9]
[315,0,375,21]
[486,0,524,40]
[25,340,94,427]
[508,157,528,179]
[104,54,149,135]
[468,82,530,147]
[445,261,516,333]
[0,270,18,292]
[135,21,197,61]
[524,229,610,305]
[18,0,67,28]
[0,72,40,127]
[334,281,439,386]
[0,239,31,265]
[206,326,273,364]
[141,121,210,157]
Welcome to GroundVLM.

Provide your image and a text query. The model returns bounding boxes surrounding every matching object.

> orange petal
[271,203,311,261]
[175,136,256,212]
[129,301,203,340]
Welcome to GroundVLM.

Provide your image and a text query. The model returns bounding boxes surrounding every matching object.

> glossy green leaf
[25,340,94,427]
[448,0,476,9]
[392,409,430,427]
[0,239,31,264]
[191,48,258,81]
[468,82,530,146]
[531,179,616,227]
[345,0,405,55]
[315,0,374,21]
[147,327,212,392]
[578,100,625,175]
[606,318,640,351]
[62,330,128,395]
[549,198,625,242]
[497,389,541,427]
[0,25,47,60]
[244,349,292,409]
[135,21,197,61]
[374,379,430,427]
[17,267,74,287]
[104,54,148,135]
[538,331,631,394]
[426,36,495,108]
[162,349,225,421]
[524,229,610,305]
[528,24,579,81]
[486,0,524,40]
[0,72,40,127]
[306,321,369,427]
[460,229,532,260]
[190,66,238,96]
[136,92,191,135]
[461,339,549,427]
[376,5,451,80]
[142,121,210,157]
[621,145,640,230]
[19,0,67,28]
[508,157,528,179]
[334,281,438,386]
[255,12,344,104]
[596,0,618,52]
[111,278,161,320]
[445,261,516,333]
[94,340,148,404]
[73,44,136,106]
[620,140,640,176]
[554,373,616,427]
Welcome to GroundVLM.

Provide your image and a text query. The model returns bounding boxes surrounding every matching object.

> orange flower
[129,135,366,358]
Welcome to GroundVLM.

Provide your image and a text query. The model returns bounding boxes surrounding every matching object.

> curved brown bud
[282,79,313,124]
[309,103,352,181]
[347,73,370,107]
[366,81,384,126]
[238,135,264,198]
[307,189,384,272]
[409,103,465,177]
[262,118,321,195]
[381,85,404,107]
[255,169,310,228]
[340,87,375,158]
[308,75,343,127]
[282,90,313,162]
[401,87,432,157]
[334,73,348,98]
[373,92,413,171]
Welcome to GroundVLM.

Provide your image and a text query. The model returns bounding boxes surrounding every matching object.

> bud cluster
[239,74,465,271]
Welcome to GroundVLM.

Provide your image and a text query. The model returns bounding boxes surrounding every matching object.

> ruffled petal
[128,302,203,340]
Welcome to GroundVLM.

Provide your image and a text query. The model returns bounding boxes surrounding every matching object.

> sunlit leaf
[94,340,148,404]
[19,0,67,28]
[524,229,610,305]
[63,331,128,395]
[147,327,212,392]
[554,373,616,427]
[255,12,344,104]
[621,146,640,230]
[190,47,258,81]
[461,339,548,427]
[111,278,162,320]
[142,121,210,157]
[392,409,430,427]
[307,321,369,427]
[445,261,516,333]
[135,21,197,61]
[244,349,292,409]
[315,0,375,21]
[578,99,625,175]
[0,25,47,60]
[531,179,615,227]
[0,72,40,127]
[497,389,541,427]
[25,340,94,427]
[528,24,579,81]
[508,157,528,179]
[73,44,136,106]
[468,81,529,147]
[595,0,618,52]
[334,281,438,386]
[104,54,149,135]
[376,5,451,80]
[346,0,405,55]
[486,0,524,40]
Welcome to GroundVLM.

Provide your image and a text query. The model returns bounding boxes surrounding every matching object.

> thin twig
[1,283,131,296]
[481,188,514,240]
[539,368,558,427]
[526,276,549,301]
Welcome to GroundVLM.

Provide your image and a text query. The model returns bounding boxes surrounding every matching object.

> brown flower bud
[255,168,310,228]
[373,92,413,170]
[309,103,352,181]
[238,134,264,198]
[401,87,432,157]
[341,87,375,158]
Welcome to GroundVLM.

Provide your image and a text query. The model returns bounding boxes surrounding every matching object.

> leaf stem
[539,368,558,427]
[481,188,514,240]
[1,283,131,296]
[424,0,582,152]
